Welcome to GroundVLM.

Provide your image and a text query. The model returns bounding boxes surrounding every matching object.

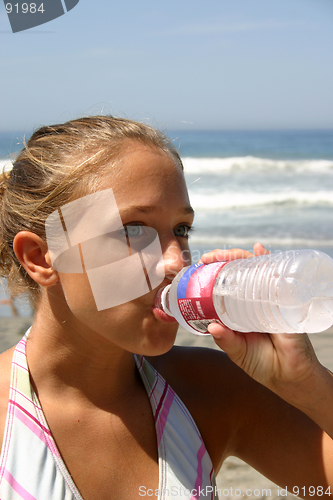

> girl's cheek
[58,273,96,314]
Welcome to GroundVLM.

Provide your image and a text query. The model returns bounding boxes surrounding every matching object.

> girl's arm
[199,244,333,498]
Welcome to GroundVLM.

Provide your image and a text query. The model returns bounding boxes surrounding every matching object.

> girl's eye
[122,225,156,252]
[174,225,192,238]
[125,225,144,237]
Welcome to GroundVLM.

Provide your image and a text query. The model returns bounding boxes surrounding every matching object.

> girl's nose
[159,239,191,280]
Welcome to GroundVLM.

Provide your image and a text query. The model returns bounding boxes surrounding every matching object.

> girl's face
[55,143,194,355]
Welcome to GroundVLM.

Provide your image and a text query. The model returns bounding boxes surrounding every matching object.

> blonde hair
[0,115,183,306]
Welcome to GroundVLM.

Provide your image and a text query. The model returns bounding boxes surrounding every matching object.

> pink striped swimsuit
[0,333,218,499]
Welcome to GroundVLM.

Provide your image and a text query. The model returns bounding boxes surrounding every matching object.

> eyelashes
[173,224,194,238]
[123,223,194,239]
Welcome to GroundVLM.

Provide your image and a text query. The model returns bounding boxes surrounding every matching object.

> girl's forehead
[113,143,182,176]
[98,150,188,202]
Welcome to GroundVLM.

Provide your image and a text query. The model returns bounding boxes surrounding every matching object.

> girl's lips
[152,305,178,324]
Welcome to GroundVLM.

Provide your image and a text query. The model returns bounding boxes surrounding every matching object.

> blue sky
[1,0,333,132]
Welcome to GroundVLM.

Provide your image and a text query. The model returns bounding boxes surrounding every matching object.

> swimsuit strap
[135,354,218,500]
[0,333,83,500]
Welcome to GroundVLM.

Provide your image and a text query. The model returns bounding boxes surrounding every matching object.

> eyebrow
[120,205,195,217]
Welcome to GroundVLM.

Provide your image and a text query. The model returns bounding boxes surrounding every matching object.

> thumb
[208,322,246,364]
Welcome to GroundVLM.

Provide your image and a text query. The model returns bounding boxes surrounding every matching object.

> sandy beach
[0,316,332,499]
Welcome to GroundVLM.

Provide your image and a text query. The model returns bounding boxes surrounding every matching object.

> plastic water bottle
[154,250,333,335]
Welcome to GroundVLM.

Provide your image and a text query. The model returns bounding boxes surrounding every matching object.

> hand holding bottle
[202,244,333,438]
[201,244,316,376]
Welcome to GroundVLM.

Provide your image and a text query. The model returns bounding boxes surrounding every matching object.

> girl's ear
[13,231,59,287]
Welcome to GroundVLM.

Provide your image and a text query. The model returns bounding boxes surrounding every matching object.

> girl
[0,116,332,500]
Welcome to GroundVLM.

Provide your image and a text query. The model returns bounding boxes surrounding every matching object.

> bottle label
[176,262,227,333]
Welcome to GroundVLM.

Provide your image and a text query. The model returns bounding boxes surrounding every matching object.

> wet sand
[1,317,332,499]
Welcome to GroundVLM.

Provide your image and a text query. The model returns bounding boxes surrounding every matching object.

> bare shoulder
[147,345,324,480]
[147,344,255,406]
[147,345,307,473]
[147,345,257,469]
[147,345,244,400]
[0,347,15,451]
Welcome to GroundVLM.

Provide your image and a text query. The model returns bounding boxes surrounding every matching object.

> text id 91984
[5,3,44,14]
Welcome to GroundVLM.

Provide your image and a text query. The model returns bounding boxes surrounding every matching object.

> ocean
[170,129,333,260]
[1,128,333,316]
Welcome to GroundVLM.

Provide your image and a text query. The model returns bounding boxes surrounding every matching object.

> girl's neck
[26,305,140,410]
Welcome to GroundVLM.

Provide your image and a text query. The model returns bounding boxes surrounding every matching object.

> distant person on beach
[0,116,332,500]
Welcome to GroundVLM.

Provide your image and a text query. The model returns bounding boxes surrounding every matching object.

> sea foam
[182,156,333,174]
[188,190,333,210]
